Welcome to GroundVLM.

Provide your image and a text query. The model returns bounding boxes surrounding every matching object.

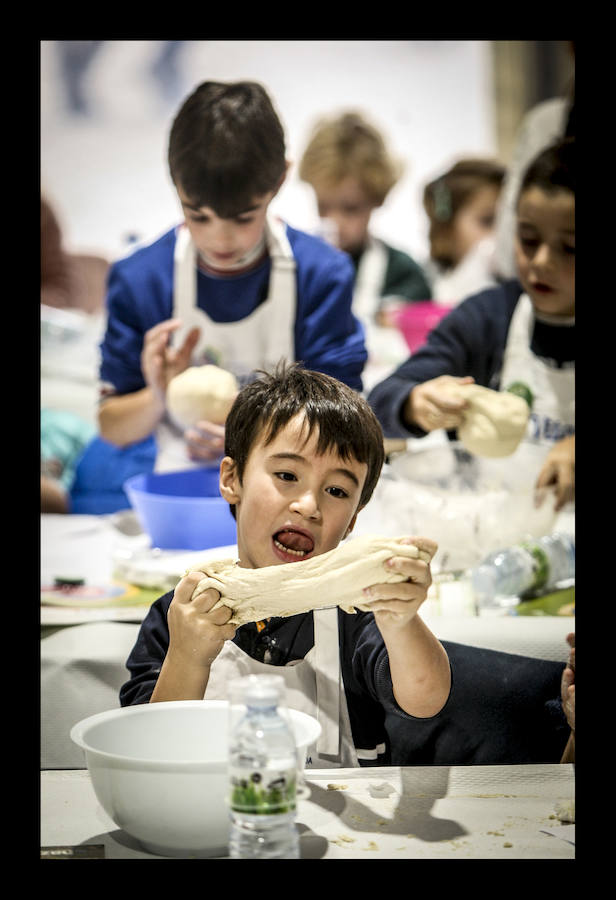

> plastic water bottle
[471,532,575,612]
[228,675,299,860]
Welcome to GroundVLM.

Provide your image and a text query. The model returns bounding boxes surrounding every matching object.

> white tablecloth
[40,765,575,859]
[41,621,141,769]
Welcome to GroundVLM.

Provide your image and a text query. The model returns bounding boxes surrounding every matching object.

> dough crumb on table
[554,799,575,823]
[331,834,356,846]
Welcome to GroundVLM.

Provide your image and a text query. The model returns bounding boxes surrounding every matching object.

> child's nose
[289,489,321,519]
[533,241,553,269]
[211,221,235,250]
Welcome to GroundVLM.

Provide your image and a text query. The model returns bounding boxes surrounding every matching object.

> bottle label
[230,766,297,815]
[520,542,549,594]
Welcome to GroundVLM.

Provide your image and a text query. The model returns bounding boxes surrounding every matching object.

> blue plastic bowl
[124,468,237,550]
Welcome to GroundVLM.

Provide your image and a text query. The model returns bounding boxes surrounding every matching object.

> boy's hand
[561,632,575,732]
[166,571,236,671]
[140,318,201,401]
[362,537,437,630]
[535,435,575,511]
[404,375,474,432]
[185,419,226,461]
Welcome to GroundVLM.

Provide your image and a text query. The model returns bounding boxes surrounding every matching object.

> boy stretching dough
[121,363,450,767]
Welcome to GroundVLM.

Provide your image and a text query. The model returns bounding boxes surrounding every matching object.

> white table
[40,765,575,859]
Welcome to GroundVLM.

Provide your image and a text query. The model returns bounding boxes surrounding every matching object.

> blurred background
[40,39,574,263]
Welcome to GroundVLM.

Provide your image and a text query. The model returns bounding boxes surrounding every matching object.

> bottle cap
[471,564,497,604]
[228,674,285,708]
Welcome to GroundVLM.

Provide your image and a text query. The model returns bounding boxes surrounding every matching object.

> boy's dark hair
[168,81,286,218]
[519,138,575,199]
[224,362,385,516]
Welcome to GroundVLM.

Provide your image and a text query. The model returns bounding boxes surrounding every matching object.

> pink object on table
[395,302,451,353]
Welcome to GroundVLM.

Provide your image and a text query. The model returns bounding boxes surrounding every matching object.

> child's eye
[275,471,297,482]
[562,243,575,256]
[189,213,210,224]
[519,236,539,250]
[326,486,349,499]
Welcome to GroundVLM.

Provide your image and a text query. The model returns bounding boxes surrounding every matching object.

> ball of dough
[442,383,530,458]
[167,365,239,429]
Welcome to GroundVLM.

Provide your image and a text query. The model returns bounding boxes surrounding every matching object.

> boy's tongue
[275,529,314,553]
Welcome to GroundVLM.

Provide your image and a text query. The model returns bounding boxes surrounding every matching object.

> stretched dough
[441,382,530,458]
[167,365,239,429]
[187,534,432,625]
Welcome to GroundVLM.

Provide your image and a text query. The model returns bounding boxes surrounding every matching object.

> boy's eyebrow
[268,452,361,487]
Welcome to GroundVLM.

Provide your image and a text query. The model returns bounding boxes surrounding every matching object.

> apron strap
[173,225,196,323]
[313,607,341,756]
[259,215,297,367]
[353,237,388,321]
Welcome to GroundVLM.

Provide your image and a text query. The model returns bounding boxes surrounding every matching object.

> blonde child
[299,112,431,325]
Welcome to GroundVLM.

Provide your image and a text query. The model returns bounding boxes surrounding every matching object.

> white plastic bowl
[70,699,321,858]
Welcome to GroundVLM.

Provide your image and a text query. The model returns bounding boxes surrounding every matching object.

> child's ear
[219,456,242,505]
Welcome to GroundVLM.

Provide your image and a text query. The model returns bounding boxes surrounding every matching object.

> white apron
[203,607,359,769]
[353,237,388,323]
[354,238,410,393]
[500,293,575,445]
[155,216,297,472]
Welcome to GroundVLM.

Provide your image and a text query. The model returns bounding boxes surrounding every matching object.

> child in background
[121,363,570,767]
[298,112,430,390]
[95,81,366,479]
[41,196,109,315]
[422,158,506,306]
[368,139,574,511]
[298,112,431,325]
[492,42,575,281]
[41,408,96,513]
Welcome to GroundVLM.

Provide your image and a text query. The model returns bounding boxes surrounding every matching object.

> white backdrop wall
[40,40,497,265]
